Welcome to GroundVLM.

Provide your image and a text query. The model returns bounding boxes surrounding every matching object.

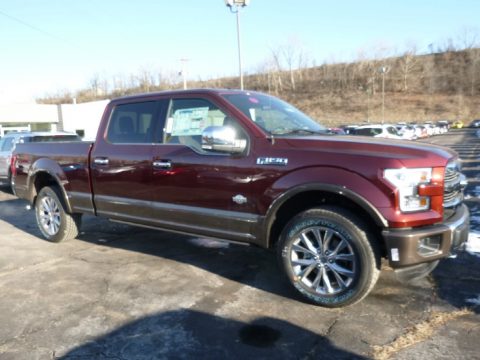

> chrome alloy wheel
[289,226,356,295]
[38,195,61,236]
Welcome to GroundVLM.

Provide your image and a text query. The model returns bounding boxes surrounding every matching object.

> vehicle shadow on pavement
[59,309,367,359]
[0,193,469,311]
[0,196,43,237]
[432,182,480,314]
[432,251,480,314]
[0,195,300,302]
[76,215,302,303]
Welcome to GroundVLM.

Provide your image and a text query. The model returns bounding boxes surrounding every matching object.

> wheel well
[32,172,60,203]
[268,191,386,256]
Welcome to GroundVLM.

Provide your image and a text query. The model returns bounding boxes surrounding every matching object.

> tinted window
[29,135,81,142]
[386,127,398,135]
[354,128,376,136]
[107,101,157,144]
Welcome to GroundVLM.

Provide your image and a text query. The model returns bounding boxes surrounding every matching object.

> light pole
[179,58,189,90]
[379,66,390,124]
[225,0,250,90]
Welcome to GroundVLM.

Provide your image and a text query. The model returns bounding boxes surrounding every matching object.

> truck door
[90,99,168,225]
[149,96,260,243]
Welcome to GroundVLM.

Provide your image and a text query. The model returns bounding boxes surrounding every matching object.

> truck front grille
[443,161,466,208]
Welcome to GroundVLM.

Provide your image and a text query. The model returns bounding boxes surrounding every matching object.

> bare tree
[457,27,479,50]
[399,44,419,92]
[296,48,311,83]
[269,47,284,93]
[137,67,157,92]
[469,48,480,96]
[281,37,304,91]
[89,73,101,98]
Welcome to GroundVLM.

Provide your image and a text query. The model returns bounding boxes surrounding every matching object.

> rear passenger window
[353,128,371,136]
[107,102,157,144]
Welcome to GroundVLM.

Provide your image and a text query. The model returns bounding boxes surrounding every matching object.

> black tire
[7,171,14,194]
[35,186,82,243]
[277,206,380,308]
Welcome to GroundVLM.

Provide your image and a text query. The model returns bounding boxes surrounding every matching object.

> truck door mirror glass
[201,126,247,154]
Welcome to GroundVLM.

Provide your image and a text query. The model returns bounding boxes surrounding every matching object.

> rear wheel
[35,186,82,242]
[277,206,380,307]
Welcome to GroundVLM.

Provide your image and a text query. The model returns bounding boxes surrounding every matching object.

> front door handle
[94,157,109,165]
[153,160,172,169]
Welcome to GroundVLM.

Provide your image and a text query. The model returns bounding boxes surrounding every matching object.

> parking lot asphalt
[0,129,479,359]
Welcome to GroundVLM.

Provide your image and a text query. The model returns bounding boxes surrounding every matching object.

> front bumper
[382,204,470,268]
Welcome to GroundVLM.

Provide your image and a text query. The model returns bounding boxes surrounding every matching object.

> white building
[0,100,109,140]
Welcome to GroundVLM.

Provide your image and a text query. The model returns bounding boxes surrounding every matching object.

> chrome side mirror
[201,126,247,154]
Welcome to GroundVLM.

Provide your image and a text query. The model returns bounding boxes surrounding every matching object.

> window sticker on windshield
[171,107,209,136]
[248,97,259,104]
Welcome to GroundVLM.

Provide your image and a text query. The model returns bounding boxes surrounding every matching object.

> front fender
[262,167,391,239]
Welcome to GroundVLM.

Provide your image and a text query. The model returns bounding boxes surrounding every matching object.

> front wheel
[7,171,14,194]
[277,206,380,307]
[35,186,82,242]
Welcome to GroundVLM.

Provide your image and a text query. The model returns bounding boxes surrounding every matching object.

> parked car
[423,123,438,136]
[11,89,469,308]
[468,119,480,128]
[0,131,81,189]
[413,125,429,138]
[395,125,417,140]
[436,121,450,134]
[352,124,403,139]
[451,120,464,129]
[327,127,346,135]
[340,125,358,135]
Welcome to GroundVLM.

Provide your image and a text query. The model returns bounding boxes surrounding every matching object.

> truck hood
[279,135,457,168]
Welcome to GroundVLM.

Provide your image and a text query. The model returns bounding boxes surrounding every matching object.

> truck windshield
[222,93,327,135]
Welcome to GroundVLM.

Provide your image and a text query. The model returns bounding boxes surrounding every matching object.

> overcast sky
[0,0,479,103]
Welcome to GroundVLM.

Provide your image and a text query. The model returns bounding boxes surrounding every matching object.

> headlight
[384,168,432,212]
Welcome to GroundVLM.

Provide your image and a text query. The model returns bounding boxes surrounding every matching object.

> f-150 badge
[257,157,288,166]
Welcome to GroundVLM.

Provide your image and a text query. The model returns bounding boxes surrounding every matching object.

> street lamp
[179,58,189,90]
[224,0,250,90]
[379,66,390,124]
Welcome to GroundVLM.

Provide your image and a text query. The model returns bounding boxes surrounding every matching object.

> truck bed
[13,141,94,213]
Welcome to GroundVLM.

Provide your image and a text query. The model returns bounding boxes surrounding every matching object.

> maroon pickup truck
[11,89,469,307]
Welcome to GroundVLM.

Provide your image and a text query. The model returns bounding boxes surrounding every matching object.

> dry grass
[38,48,480,125]
[371,308,472,360]
[288,92,480,127]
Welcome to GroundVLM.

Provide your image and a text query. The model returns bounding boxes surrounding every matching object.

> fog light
[417,235,442,257]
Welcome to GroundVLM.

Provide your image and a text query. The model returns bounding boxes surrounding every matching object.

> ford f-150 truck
[11,89,470,307]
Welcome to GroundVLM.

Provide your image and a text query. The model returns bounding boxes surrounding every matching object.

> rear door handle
[153,160,172,169]
[94,157,109,165]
